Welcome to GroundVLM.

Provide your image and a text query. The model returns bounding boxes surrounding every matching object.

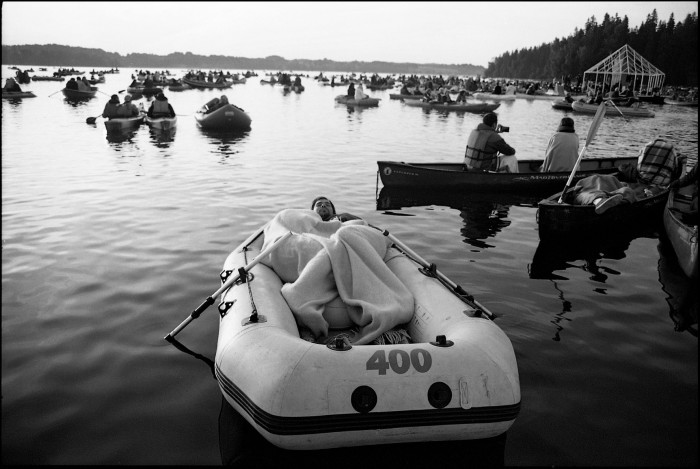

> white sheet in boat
[259,209,414,345]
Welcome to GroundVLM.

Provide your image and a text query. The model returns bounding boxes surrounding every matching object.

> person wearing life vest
[147,92,176,118]
[464,112,518,172]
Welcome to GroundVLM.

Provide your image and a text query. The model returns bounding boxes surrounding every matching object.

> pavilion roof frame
[583,44,665,95]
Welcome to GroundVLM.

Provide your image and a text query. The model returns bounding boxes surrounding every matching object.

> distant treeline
[0,44,485,77]
[485,10,698,86]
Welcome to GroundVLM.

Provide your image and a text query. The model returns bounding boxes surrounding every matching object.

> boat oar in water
[370,225,496,320]
[164,230,292,341]
[557,100,607,203]
[86,115,101,124]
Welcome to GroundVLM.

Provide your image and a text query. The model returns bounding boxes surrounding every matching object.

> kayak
[335,95,380,106]
[377,156,638,192]
[194,103,251,130]
[663,188,698,278]
[182,77,233,89]
[403,100,500,113]
[572,100,655,117]
[214,216,520,450]
[537,183,669,240]
[145,115,177,131]
[104,113,145,133]
[2,90,37,99]
[62,87,97,99]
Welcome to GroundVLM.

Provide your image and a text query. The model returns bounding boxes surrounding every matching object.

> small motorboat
[194,101,251,130]
[211,213,520,450]
[335,95,380,106]
[403,100,500,113]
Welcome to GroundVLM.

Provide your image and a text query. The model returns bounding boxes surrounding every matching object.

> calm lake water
[2,66,697,466]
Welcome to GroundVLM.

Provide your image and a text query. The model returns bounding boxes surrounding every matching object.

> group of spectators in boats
[101,91,175,119]
[3,77,23,92]
[65,76,93,92]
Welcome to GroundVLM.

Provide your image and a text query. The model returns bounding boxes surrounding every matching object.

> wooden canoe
[572,100,655,117]
[403,100,500,113]
[194,103,251,130]
[662,188,698,278]
[537,185,669,241]
[377,157,638,192]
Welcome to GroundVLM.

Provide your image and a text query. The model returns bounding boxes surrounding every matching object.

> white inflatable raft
[214,222,520,450]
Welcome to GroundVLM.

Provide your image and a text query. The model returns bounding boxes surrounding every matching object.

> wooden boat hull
[403,100,500,113]
[215,223,520,450]
[182,77,232,89]
[2,91,37,99]
[145,115,177,131]
[335,95,380,106]
[663,189,698,278]
[104,114,145,133]
[572,100,655,117]
[537,187,668,241]
[194,103,251,130]
[62,88,96,100]
[377,157,637,192]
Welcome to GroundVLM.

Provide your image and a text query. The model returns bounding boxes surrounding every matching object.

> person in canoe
[4,77,23,92]
[464,112,518,173]
[102,94,121,118]
[116,95,140,117]
[668,162,698,224]
[540,117,579,172]
[311,196,362,223]
[147,92,176,118]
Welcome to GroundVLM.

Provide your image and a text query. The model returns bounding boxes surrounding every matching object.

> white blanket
[259,209,414,345]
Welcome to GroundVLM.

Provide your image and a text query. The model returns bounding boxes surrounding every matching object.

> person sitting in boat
[102,94,121,119]
[354,83,369,101]
[455,90,470,103]
[147,92,176,118]
[346,82,355,99]
[116,94,140,117]
[399,83,411,95]
[505,82,517,95]
[78,76,92,92]
[464,112,518,173]
[65,77,79,91]
[3,77,22,92]
[540,117,579,172]
[143,75,154,89]
[563,91,574,103]
[525,84,536,95]
[311,196,362,223]
[668,162,698,225]
[293,75,302,87]
[492,82,503,95]
[637,137,683,187]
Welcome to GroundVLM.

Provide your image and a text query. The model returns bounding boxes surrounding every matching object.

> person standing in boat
[311,196,362,223]
[116,95,140,117]
[540,117,579,172]
[464,112,518,173]
[102,94,121,119]
[147,92,176,118]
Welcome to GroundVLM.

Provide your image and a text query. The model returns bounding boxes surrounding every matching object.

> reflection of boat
[403,100,500,113]
[214,221,520,450]
[376,186,540,211]
[218,396,508,467]
[662,188,698,279]
[377,157,636,192]
[537,186,668,241]
[656,239,698,336]
[335,95,380,106]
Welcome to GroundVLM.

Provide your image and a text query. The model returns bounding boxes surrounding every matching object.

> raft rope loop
[240,246,263,325]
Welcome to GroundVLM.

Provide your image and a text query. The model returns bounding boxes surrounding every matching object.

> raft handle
[430,335,454,347]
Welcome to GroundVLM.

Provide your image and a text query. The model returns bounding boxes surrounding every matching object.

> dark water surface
[2,66,697,466]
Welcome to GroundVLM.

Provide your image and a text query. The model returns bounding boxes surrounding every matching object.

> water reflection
[198,128,250,158]
[657,239,698,336]
[148,127,176,147]
[106,128,139,144]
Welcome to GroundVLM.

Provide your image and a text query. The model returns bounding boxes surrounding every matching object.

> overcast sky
[2,1,697,67]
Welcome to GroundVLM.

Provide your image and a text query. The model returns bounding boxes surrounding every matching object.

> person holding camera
[464,112,518,173]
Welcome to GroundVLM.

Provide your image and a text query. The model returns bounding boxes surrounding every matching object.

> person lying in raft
[311,196,362,223]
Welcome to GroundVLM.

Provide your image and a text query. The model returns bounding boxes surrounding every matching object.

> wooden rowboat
[403,100,500,113]
[572,100,655,117]
[377,157,637,192]
[663,188,698,278]
[194,103,251,130]
[537,185,669,241]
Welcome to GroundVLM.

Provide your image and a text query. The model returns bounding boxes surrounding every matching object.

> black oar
[557,100,607,203]
[164,230,292,341]
[370,225,496,320]
[86,115,101,124]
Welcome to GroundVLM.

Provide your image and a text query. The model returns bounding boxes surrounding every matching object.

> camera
[496,124,509,133]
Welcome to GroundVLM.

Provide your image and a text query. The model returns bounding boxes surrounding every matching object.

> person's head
[483,112,498,128]
[156,92,166,101]
[557,117,575,132]
[311,196,336,221]
[124,95,133,103]
[109,94,119,104]
[220,95,229,104]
